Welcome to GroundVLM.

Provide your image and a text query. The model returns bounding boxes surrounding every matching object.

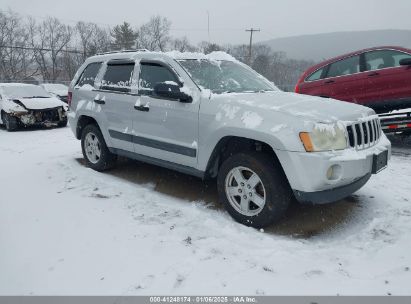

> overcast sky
[1,0,410,45]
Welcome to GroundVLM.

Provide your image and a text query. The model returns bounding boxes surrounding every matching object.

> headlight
[300,123,347,152]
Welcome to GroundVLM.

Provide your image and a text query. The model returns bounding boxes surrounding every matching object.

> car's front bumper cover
[293,172,371,204]
[275,133,391,204]
[12,107,66,127]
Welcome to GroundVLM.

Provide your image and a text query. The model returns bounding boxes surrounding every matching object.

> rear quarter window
[305,68,324,81]
[76,62,102,88]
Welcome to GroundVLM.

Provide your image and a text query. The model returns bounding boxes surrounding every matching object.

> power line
[0,45,82,54]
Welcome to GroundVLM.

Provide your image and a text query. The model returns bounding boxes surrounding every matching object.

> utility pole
[207,11,210,43]
[245,28,260,65]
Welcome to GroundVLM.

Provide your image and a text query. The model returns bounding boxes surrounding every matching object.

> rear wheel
[217,152,291,228]
[2,112,19,131]
[81,124,117,171]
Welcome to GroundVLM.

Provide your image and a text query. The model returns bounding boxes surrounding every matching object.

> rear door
[363,49,411,109]
[132,60,199,168]
[96,60,137,153]
[321,55,367,103]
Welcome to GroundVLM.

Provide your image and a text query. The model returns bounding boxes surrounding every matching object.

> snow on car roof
[88,50,237,62]
[165,51,237,62]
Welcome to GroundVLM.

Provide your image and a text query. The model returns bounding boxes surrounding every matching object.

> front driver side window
[139,62,180,96]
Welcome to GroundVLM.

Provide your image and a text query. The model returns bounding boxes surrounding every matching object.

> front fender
[197,123,304,172]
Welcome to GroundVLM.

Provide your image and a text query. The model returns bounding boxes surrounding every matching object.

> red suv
[295,46,411,113]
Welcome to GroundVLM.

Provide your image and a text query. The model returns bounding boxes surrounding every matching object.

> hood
[15,97,65,110]
[211,91,375,123]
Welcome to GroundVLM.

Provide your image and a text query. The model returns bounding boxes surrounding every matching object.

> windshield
[1,85,51,99]
[42,83,68,91]
[178,59,277,94]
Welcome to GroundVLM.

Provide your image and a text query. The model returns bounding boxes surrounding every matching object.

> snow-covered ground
[0,127,410,296]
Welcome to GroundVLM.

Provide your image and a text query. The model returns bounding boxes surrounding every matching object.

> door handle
[368,72,379,77]
[324,80,335,84]
[134,105,149,112]
[94,97,105,104]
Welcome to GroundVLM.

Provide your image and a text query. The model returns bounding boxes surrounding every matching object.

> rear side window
[77,62,102,87]
[364,50,411,71]
[139,63,179,95]
[306,68,324,81]
[327,55,360,78]
[101,63,135,92]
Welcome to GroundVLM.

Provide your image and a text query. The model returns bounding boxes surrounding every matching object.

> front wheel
[58,118,68,128]
[217,152,291,228]
[2,113,19,131]
[81,124,117,171]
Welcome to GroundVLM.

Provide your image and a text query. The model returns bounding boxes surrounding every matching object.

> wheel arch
[203,135,286,180]
[76,115,99,139]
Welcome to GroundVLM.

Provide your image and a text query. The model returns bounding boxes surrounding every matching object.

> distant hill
[259,29,411,61]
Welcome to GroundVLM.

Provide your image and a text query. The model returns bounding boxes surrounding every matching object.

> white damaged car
[0,83,68,131]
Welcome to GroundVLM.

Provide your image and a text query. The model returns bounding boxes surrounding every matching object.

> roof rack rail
[95,49,149,56]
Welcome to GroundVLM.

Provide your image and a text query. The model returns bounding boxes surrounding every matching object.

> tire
[2,112,19,131]
[81,124,117,171]
[217,152,291,228]
[58,118,68,128]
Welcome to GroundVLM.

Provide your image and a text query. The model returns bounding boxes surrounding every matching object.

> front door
[132,61,199,168]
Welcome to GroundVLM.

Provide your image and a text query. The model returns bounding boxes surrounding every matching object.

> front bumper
[276,134,391,204]
[293,173,371,204]
[13,107,67,127]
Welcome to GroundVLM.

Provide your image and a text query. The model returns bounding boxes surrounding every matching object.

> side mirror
[399,58,411,66]
[153,83,193,103]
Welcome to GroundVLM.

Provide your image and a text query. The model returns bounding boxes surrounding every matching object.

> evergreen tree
[111,22,137,50]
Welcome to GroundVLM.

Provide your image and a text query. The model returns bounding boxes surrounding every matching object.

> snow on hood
[13,97,65,110]
[211,91,375,123]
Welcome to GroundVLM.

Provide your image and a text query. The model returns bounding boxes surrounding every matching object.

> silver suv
[68,50,391,228]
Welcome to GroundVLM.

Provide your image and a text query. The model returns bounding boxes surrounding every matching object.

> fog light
[326,165,342,181]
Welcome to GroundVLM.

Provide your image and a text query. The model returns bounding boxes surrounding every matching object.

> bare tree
[76,21,111,59]
[0,10,37,81]
[29,17,72,81]
[136,15,171,51]
[170,36,196,52]
[1,8,314,90]
[197,41,223,54]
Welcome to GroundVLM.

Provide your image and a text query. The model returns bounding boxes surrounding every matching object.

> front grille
[346,117,381,150]
[33,108,61,122]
